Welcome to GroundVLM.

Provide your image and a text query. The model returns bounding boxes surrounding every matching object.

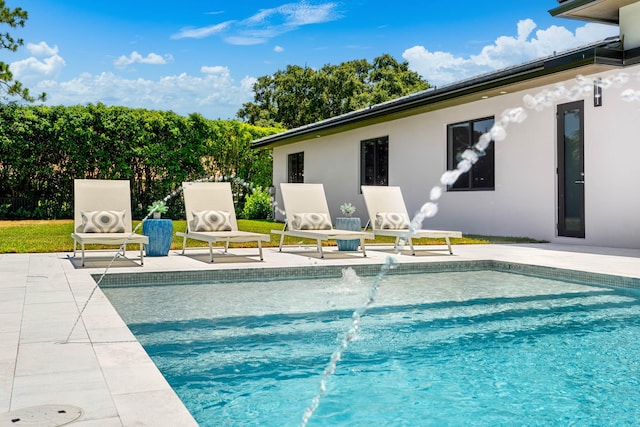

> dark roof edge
[252,38,622,149]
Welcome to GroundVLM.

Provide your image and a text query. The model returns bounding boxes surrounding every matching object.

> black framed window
[361,136,388,186]
[287,152,304,183]
[447,117,495,191]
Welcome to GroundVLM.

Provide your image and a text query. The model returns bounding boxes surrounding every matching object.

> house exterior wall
[581,68,640,248]
[621,2,640,49]
[272,65,640,248]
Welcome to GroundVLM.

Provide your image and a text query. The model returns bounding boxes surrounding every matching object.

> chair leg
[445,237,453,255]
[409,238,416,256]
[209,242,214,262]
[140,243,144,265]
[278,233,285,252]
[81,243,86,267]
[258,241,263,261]
[224,240,230,254]
[73,240,77,257]
[181,235,188,255]
[317,239,324,258]
[361,238,367,257]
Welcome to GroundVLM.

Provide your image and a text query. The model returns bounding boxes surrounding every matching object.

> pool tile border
[95,260,640,291]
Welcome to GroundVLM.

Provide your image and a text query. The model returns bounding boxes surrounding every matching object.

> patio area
[1,242,639,426]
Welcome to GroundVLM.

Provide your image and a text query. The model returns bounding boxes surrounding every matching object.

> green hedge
[0,103,280,219]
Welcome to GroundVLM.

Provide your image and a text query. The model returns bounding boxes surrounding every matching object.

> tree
[237,54,430,128]
[0,1,46,102]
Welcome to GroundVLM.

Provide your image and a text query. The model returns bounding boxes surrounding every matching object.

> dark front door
[557,101,585,238]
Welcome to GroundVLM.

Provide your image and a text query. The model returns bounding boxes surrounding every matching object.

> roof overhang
[549,0,638,24]
[253,40,625,149]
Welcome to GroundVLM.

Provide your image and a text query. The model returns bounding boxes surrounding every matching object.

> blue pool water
[102,270,640,426]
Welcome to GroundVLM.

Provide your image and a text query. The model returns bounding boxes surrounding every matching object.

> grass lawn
[0,219,545,254]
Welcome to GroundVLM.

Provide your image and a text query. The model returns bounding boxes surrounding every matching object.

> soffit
[549,0,638,24]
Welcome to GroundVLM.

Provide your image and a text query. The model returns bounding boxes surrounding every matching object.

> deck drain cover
[0,404,83,426]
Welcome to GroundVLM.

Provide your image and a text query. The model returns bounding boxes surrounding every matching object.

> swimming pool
[102,267,640,426]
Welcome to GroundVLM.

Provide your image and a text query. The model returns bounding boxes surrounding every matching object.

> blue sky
[6,1,618,120]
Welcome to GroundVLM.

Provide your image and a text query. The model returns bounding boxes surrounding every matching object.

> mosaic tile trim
[496,261,640,290]
[95,259,640,291]
[94,260,488,287]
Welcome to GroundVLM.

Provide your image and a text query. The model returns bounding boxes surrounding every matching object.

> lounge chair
[176,182,270,262]
[273,183,374,258]
[361,185,462,255]
[71,179,148,267]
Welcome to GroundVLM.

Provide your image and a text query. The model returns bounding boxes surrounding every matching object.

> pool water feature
[102,269,640,426]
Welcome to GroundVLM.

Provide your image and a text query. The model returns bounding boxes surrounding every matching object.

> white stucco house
[252,0,640,249]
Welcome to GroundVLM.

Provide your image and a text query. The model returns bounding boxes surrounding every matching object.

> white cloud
[10,54,66,81]
[402,48,467,86]
[574,22,619,44]
[26,41,59,57]
[171,22,232,40]
[403,20,618,86]
[201,65,229,74]
[274,45,284,53]
[29,70,255,119]
[240,76,257,91]
[247,3,338,27]
[469,19,540,69]
[11,41,65,82]
[114,51,173,68]
[287,3,337,26]
[172,2,340,44]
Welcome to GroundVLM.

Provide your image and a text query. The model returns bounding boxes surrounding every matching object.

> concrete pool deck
[1,242,639,426]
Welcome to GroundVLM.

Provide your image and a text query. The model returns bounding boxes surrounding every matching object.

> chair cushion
[292,213,332,230]
[191,210,233,232]
[80,210,126,233]
[375,212,410,230]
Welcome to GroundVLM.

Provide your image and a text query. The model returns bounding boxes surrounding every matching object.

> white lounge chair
[361,185,462,255]
[273,183,374,258]
[71,179,148,267]
[176,182,270,262]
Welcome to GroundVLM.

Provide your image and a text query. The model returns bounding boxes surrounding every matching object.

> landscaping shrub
[0,103,281,219]
[242,186,273,220]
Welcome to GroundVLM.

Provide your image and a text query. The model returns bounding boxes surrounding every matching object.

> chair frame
[70,179,148,267]
[361,185,462,255]
[176,182,270,262]
[272,183,374,258]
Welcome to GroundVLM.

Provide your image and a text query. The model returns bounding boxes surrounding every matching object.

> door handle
[574,180,584,184]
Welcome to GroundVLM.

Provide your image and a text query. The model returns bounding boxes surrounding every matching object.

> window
[447,117,495,191]
[287,152,304,183]
[361,136,388,186]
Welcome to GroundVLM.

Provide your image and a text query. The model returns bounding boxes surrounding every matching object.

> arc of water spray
[300,70,640,426]
[62,174,258,344]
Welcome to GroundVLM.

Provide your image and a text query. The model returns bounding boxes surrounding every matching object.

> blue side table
[143,219,173,256]
[335,217,361,251]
